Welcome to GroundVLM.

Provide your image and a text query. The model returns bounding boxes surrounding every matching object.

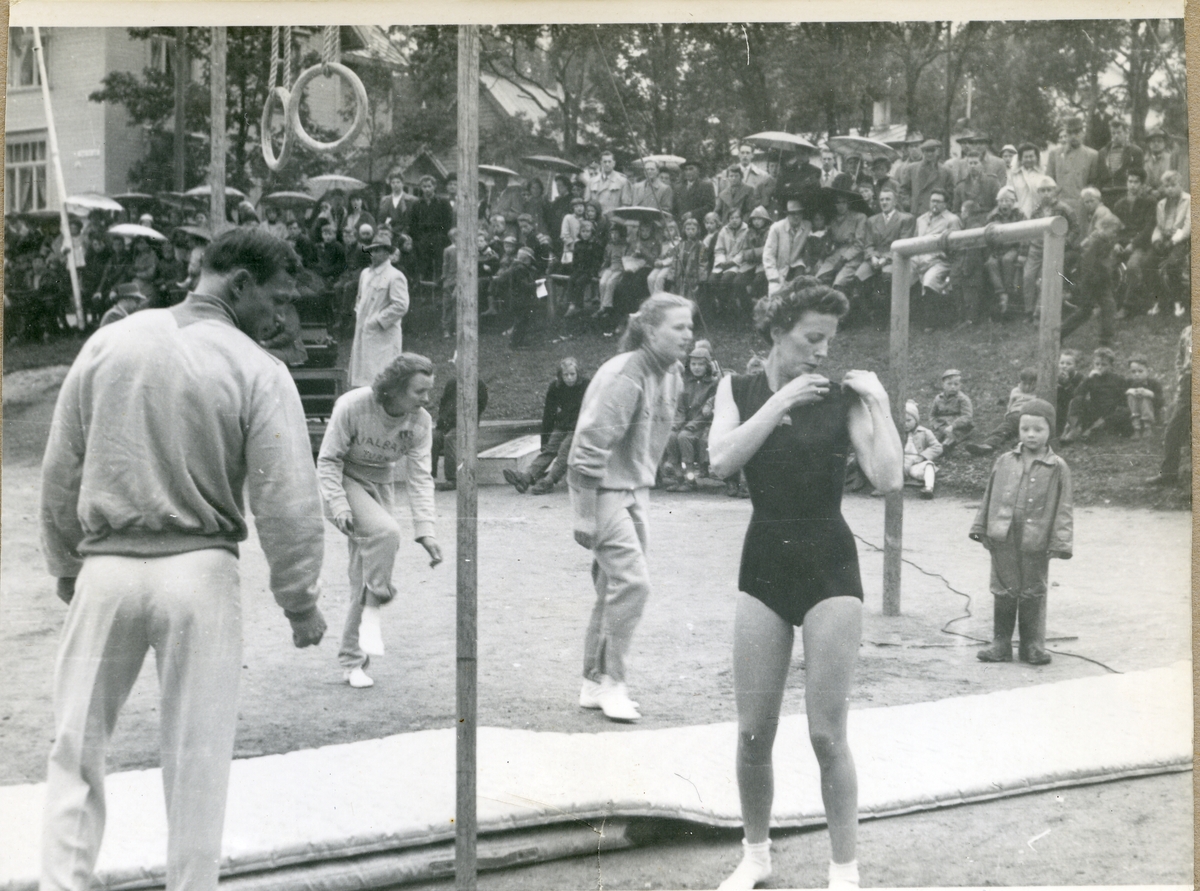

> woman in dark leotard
[708,279,903,891]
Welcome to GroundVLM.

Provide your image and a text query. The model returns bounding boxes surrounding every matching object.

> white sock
[718,838,772,891]
[828,858,860,889]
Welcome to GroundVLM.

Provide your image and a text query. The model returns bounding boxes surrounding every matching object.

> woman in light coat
[349,230,410,388]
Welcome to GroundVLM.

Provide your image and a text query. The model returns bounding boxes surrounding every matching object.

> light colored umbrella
[156,191,204,210]
[479,164,520,179]
[637,154,688,171]
[112,193,159,214]
[607,205,667,224]
[304,174,367,197]
[262,190,318,210]
[742,132,820,154]
[521,155,582,174]
[175,225,212,242]
[827,136,899,162]
[184,184,248,202]
[108,222,167,241]
[66,193,125,213]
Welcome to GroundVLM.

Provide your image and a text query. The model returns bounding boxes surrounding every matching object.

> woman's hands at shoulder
[770,373,830,412]
[842,370,889,403]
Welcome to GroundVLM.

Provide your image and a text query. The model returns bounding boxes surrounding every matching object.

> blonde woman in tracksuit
[568,292,694,723]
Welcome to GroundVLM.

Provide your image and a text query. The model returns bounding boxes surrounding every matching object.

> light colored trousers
[583,487,651,684]
[42,550,242,891]
[339,474,401,670]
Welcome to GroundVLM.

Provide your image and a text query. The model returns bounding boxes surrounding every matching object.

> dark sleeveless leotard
[731,371,864,625]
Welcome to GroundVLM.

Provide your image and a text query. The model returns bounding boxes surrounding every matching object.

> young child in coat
[903,400,943,498]
[1124,354,1164,438]
[662,340,721,490]
[929,368,975,451]
[1055,349,1084,436]
[970,399,1073,666]
[595,223,628,317]
[966,367,1039,455]
[1061,347,1132,441]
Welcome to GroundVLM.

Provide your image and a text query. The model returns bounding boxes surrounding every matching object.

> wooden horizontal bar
[891,215,1069,257]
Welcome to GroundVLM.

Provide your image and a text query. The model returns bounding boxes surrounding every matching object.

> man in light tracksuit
[39,228,328,891]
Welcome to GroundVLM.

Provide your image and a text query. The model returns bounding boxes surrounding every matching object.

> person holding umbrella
[349,230,409,387]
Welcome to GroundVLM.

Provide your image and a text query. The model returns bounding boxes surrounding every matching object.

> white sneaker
[359,604,385,656]
[597,677,641,722]
[579,678,603,709]
[718,839,772,891]
[344,667,374,688]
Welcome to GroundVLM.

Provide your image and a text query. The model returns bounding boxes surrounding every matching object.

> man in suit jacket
[673,160,716,222]
[854,186,916,308]
[377,169,409,233]
[1095,118,1145,202]
[762,198,812,294]
[715,167,756,223]
[899,139,955,216]
[1045,116,1100,216]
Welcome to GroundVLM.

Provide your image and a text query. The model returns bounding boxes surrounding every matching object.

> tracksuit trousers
[42,550,242,891]
[338,475,401,671]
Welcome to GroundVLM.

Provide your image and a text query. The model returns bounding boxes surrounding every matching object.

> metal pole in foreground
[209,27,227,232]
[454,24,480,891]
[174,27,189,194]
[883,254,912,617]
[32,26,83,330]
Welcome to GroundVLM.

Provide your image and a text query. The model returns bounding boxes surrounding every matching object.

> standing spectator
[1045,116,1100,216]
[318,353,442,687]
[952,152,1001,215]
[999,144,1019,175]
[984,186,1027,317]
[559,196,586,261]
[890,133,925,185]
[899,139,955,216]
[440,228,458,339]
[726,142,770,195]
[407,175,454,285]
[970,399,1073,666]
[674,160,716,222]
[1096,118,1145,203]
[673,216,705,302]
[524,178,551,237]
[715,167,756,224]
[630,159,673,212]
[505,357,590,495]
[1062,187,1122,345]
[958,134,1010,184]
[430,352,489,490]
[929,369,974,451]
[341,194,375,246]
[496,246,540,348]
[1147,325,1192,487]
[39,228,327,891]
[763,197,813,295]
[818,148,840,188]
[587,151,632,213]
[568,293,692,722]
[1150,170,1190,316]
[1142,127,1186,197]
[1010,143,1053,218]
[377,168,409,232]
[831,154,867,193]
[546,174,575,251]
[259,204,288,240]
[866,157,900,215]
[1112,169,1159,316]
[349,231,409,387]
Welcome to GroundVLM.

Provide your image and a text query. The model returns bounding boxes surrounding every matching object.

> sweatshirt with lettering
[317,386,436,540]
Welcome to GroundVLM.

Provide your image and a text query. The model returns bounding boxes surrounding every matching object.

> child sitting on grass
[966,367,1039,456]
[903,400,943,498]
[1055,349,1083,436]
[1124,354,1164,438]
[929,368,974,451]
[1060,347,1132,442]
[970,399,1073,666]
[662,340,721,490]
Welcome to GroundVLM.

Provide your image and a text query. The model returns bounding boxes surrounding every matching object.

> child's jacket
[970,447,1073,556]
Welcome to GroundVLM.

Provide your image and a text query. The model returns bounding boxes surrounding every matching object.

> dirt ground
[0,370,1192,888]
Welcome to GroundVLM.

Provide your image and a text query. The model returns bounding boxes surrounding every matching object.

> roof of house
[480,72,561,122]
[342,26,407,68]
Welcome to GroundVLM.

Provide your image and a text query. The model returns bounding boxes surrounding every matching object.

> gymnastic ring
[286,63,369,154]
[261,86,293,172]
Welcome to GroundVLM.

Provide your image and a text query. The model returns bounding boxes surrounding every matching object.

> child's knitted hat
[1018,398,1056,430]
[905,400,920,423]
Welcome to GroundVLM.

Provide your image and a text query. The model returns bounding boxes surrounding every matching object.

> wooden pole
[174,27,188,194]
[454,24,480,891]
[209,27,227,232]
[883,254,911,617]
[1035,217,1069,404]
[32,27,83,330]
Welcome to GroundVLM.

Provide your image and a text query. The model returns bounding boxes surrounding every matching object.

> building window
[6,140,48,213]
[149,34,174,76]
[8,28,43,88]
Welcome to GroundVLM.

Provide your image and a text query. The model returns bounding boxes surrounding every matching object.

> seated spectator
[286,219,317,269]
[98,281,149,328]
[697,211,722,313]
[647,217,682,294]
[929,369,974,451]
[1022,181,1078,320]
[559,196,587,264]
[1111,169,1157,316]
[867,157,900,216]
[1124,354,1164,438]
[739,206,773,309]
[765,197,813,296]
[1150,170,1190,317]
[430,352,489,491]
[983,186,1027,317]
[485,235,520,318]
[563,220,604,317]
[952,151,1001,215]
[711,208,751,318]
[966,367,1040,455]
[611,219,660,317]
[504,357,590,495]
[476,231,502,317]
[662,340,721,490]
[260,299,309,367]
[440,228,458,339]
[673,216,704,302]
[815,193,867,294]
[853,188,914,324]
[950,199,989,323]
[1062,186,1122,346]
[497,246,541,348]
[903,400,942,498]
[715,166,755,223]
[1146,325,1191,487]
[911,189,962,327]
[1061,347,1132,441]
[131,237,159,304]
[595,223,628,321]
[1055,349,1084,436]
[516,213,554,277]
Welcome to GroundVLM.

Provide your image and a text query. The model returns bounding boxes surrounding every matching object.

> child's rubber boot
[977,597,1018,662]
[1017,597,1052,665]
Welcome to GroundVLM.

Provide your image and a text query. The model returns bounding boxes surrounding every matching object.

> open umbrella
[479,164,520,180]
[262,191,318,211]
[175,225,212,242]
[827,136,898,163]
[521,155,582,174]
[607,205,667,225]
[637,154,688,171]
[112,193,159,216]
[156,191,204,210]
[743,131,820,154]
[108,222,167,241]
[304,174,367,197]
[66,193,125,213]
[184,184,248,202]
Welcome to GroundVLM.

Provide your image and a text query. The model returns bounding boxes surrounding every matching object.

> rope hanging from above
[261,25,293,172]
[287,25,368,154]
